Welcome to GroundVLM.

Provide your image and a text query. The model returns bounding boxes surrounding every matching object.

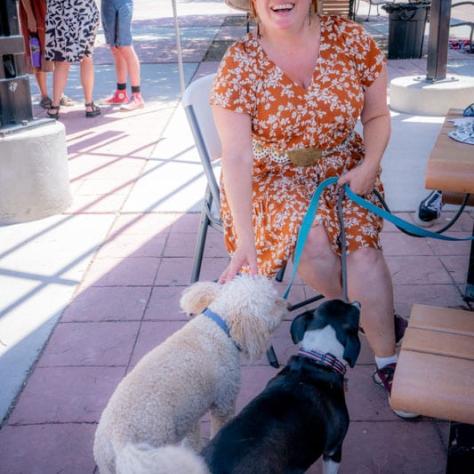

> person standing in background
[19,0,75,110]
[101,0,145,111]
[44,0,101,119]
[19,0,53,108]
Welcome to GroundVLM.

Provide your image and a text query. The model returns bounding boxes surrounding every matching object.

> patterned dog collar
[298,348,347,375]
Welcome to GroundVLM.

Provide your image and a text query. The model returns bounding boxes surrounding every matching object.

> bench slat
[391,351,474,424]
[403,327,474,361]
[410,304,474,336]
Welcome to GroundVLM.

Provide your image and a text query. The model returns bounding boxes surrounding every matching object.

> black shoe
[415,190,443,226]
[85,102,101,118]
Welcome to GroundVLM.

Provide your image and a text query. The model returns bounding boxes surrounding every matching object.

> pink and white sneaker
[120,93,145,111]
[101,90,129,105]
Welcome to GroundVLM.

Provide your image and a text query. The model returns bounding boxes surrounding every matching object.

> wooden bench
[391,304,474,471]
[425,108,474,302]
[391,304,474,424]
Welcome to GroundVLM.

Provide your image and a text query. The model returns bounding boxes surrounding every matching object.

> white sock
[375,354,398,369]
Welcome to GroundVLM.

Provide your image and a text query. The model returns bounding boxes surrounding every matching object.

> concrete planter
[0,121,72,224]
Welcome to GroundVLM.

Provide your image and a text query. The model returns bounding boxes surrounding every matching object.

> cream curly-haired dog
[93,275,287,474]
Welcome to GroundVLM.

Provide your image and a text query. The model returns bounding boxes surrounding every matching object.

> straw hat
[225,0,251,12]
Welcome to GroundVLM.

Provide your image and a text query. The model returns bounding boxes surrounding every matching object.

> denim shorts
[101,0,133,47]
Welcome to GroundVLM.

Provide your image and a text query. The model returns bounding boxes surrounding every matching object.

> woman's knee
[348,247,384,268]
[301,225,335,261]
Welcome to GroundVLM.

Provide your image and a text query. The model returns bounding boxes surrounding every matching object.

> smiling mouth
[271,3,295,13]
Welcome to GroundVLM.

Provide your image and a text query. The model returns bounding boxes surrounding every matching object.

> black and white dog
[202,299,361,474]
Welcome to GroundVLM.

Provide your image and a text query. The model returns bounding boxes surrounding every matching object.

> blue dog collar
[203,307,231,337]
[202,308,241,352]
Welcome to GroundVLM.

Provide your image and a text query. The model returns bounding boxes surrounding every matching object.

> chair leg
[266,345,280,368]
[275,262,286,282]
[191,207,211,283]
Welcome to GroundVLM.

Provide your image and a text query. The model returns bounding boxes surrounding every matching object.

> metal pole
[171,0,186,97]
[426,0,452,82]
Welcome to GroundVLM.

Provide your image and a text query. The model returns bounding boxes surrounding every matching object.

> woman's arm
[20,0,37,33]
[212,105,257,282]
[338,65,390,195]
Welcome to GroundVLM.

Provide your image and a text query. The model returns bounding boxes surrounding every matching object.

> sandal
[39,96,52,109]
[46,105,60,120]
[60,95,75,107]
[85,102,101,118]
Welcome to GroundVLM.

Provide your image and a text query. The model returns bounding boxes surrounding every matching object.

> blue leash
[283,177,474,299]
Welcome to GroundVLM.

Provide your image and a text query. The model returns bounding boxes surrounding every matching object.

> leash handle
[345,186,474,242]
[283,178,474,301]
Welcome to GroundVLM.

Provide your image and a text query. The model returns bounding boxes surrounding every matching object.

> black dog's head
[290,299,361,368]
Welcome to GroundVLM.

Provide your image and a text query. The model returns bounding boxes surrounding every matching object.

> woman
[211,0,416,418]
[44,0,101,119]
[19,0,53,108]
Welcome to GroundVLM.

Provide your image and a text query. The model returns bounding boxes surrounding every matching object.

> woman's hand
[219,238,258,284]
[337,162,378,196]
[27,15,37,33]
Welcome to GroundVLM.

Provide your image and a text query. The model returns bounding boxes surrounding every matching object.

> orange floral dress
[210,15,386,277]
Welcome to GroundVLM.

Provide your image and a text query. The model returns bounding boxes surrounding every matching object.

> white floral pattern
[211,16,386,277]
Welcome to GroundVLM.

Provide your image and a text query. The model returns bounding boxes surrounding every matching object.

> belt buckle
[287,147,323,167]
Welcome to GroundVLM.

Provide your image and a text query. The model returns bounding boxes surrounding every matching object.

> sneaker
[101,90,129,105]
[39,96,52,109]
[415,190,443,227]
[373,363,420,419]
[60,95,76,107]
[120,93,145,111]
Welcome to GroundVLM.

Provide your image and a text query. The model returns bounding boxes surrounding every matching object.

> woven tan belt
[253,130,356,167]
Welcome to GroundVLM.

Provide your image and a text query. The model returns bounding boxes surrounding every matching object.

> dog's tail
[115,443,210,474]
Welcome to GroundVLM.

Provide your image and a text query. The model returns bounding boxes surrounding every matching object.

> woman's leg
[347,248,396,357]
[35,71,48,98]
[297,225,343,299]
[80,56,95,107]
[51,61,70,107]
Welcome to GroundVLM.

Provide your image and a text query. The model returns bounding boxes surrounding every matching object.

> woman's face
[252,0,313,32]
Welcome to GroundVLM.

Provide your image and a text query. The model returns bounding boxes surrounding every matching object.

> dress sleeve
[209,41,256,115]
[347,22,386,88]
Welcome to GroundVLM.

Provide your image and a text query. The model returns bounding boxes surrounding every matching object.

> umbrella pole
[171,0,186,96]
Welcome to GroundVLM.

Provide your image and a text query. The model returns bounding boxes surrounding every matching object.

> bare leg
[111,46,128,84]
[80,56,95,108]
[51,61,70,107]
[35,71,48,98]
[347,248,396,357]
[117,45,140,87]
[297,225,343,299]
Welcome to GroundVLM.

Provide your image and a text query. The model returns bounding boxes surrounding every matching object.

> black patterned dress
[45,0,99,62]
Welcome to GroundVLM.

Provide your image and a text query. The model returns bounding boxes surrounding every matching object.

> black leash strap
[337,188,349,304]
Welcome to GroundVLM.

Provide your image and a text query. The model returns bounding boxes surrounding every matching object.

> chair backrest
[182,74,222,207]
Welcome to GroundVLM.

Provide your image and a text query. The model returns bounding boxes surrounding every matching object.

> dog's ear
[343,333,361,368]
[228,308,271,361]
[343,304,361,367]
[290,311,313,344]
[179,281,221,317]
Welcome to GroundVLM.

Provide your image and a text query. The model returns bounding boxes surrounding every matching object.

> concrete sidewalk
[0,1,473,472]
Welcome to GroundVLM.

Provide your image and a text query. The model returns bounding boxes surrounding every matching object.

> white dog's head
[180,275,288,360]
